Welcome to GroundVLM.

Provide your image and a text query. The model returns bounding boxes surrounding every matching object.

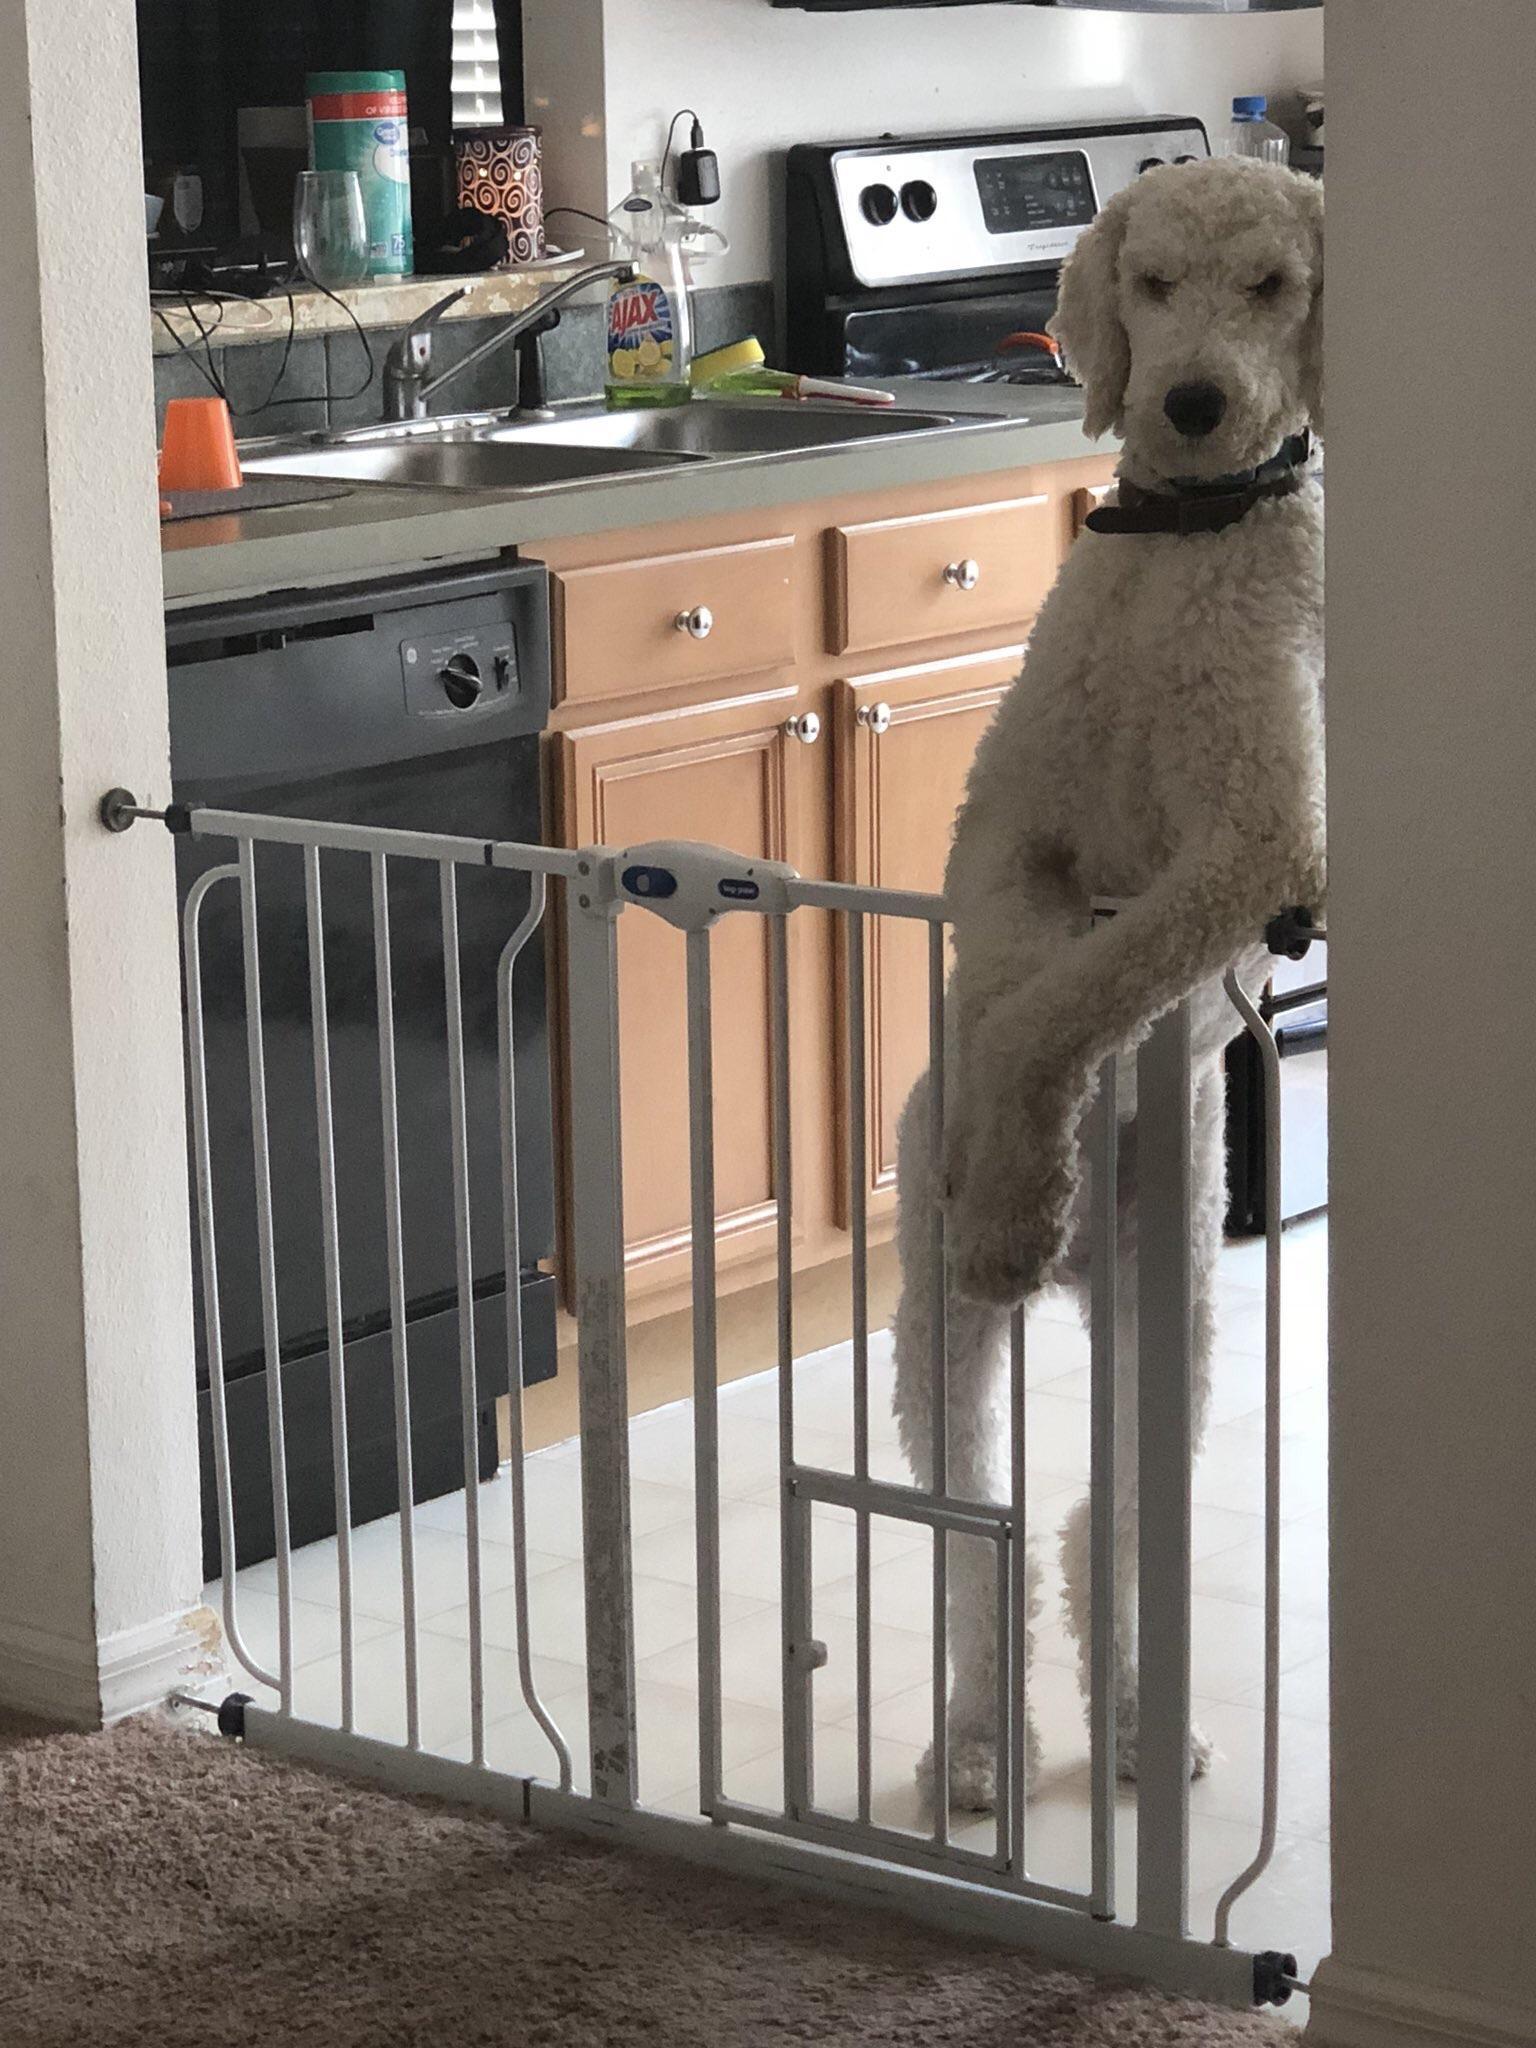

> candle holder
[454,126,545,267]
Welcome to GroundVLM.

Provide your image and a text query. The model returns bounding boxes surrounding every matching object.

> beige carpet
[0,1712,1283,2048]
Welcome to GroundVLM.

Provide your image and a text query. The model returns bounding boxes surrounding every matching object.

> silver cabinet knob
[785,712,822,745]
[856,701,893,735]
[943,557,981,591]
[674,604,714,640]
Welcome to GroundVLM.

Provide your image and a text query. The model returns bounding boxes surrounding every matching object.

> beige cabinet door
[834,647,1022,1221]
[558,687,817,1301]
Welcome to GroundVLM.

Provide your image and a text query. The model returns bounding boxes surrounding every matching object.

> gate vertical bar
[1088,1058,1120,1918]
[238,838,294,1713]
[1214,974,1285,1940]
[185,867,280,1693]
[497,879,574,1790]
[441,862,486,1768]
[847,910,873,1825]
[565,871,638,1806]
[1007,1305,1028,1876]
[686,926,724,1814]
[772,914,812,1821]
[927,922,949,1848]
[1135,1002,1194,1936]
[304,847,355,1733]
[372,853,421,1751]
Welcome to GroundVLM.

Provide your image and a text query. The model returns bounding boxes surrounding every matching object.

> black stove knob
[860,183,899,227]
[900,178,938,223]
[1138,156,1167,174]
[438,651,483,710]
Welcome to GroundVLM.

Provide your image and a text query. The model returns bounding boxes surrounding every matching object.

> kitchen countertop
[160,381,1113,610]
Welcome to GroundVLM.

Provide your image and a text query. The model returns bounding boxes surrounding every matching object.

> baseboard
[0,1604,223,1728]
[1308,1960,1536,2048]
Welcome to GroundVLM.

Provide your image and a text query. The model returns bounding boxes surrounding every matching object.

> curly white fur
[891,159,1326,1808]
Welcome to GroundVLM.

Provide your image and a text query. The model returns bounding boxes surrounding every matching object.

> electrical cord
[661,108,703,198]
[544,204,616,243]
[152,292,231,402]
[151,270,376,418]
[307,274,376,404]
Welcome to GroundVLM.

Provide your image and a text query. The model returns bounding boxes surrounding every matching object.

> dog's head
[1049,157,1324,482]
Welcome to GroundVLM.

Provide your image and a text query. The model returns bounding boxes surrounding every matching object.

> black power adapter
[665,109,721,208]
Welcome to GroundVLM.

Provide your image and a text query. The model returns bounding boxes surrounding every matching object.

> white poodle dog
[891,158,1326,1808]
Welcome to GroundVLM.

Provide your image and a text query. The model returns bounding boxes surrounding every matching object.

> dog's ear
[1294,174,1324,439]
[1049,185,1135,439]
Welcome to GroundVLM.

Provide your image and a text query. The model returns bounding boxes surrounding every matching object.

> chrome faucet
[382,260,637,423]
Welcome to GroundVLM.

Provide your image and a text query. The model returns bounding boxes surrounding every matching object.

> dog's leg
[1060,1269,1150,1779]
[893,1067,1039,1814]
[1060,1066,1226,1781]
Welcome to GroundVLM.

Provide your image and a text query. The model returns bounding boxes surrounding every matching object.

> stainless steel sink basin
[242,435,702,493]
[240,397,1000,497]
[492,400,970,458]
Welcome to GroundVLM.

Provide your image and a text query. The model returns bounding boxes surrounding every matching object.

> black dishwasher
[168,563,557,1579]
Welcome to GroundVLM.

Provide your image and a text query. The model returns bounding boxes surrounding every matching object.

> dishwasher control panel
[400,619,520,719]
[167,561,550,786]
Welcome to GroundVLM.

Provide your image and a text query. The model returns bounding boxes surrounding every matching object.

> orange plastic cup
[159,397,243,492]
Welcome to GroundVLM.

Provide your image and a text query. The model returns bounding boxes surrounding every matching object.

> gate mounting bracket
[1252,1950,1302,2006]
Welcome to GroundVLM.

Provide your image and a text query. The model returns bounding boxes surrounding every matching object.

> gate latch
[790,1638,829,1673]
[614,840,797,931]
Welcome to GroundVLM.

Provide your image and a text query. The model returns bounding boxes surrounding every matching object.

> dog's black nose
[1164,381,1228,438]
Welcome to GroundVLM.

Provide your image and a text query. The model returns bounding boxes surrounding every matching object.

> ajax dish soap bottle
[606,161,693,409]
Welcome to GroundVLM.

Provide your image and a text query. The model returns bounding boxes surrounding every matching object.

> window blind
[452,0,504,128]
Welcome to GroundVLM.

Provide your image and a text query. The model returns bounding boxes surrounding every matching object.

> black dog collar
[1086,431,1314,538]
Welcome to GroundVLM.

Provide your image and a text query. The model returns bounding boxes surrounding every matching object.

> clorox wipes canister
[307,71,413,277]
[605,160,693,409]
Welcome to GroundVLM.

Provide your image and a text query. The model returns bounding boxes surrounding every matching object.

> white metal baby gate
[106,788,1310,2012]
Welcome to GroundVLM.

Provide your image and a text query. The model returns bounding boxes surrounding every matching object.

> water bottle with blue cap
[1219,96,1292,167]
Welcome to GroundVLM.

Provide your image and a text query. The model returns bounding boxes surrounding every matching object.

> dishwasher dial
[438,652,483,709]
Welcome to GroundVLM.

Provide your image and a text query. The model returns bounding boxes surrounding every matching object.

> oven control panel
[828,120,1208,290]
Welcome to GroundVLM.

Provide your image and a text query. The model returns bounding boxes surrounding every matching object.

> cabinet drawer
[553,534,797,705]
[829,495,1055,656]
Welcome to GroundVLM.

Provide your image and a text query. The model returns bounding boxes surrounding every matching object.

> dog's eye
[1251,272,1286,300]
[1138,275,1175,303]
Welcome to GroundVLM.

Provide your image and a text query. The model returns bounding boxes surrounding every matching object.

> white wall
[1313,3,1536,2044]
[0,0,203,1725]
[527,0,1323,286]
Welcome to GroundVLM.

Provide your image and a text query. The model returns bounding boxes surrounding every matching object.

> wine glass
[293,170,370,290]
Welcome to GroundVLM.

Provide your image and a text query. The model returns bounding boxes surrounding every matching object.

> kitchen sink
[240,398,998,497]
[241,435,702,493]
[489,401,971,457]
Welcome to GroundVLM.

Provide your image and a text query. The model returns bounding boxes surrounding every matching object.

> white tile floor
[211,1216,1331,1990]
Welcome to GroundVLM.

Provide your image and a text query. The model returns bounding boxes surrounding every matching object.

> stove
[781,117,1209,386]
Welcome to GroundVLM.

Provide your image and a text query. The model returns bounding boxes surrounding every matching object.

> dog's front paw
[948,1210,1043,1306]
[946,1146,1076,1306]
